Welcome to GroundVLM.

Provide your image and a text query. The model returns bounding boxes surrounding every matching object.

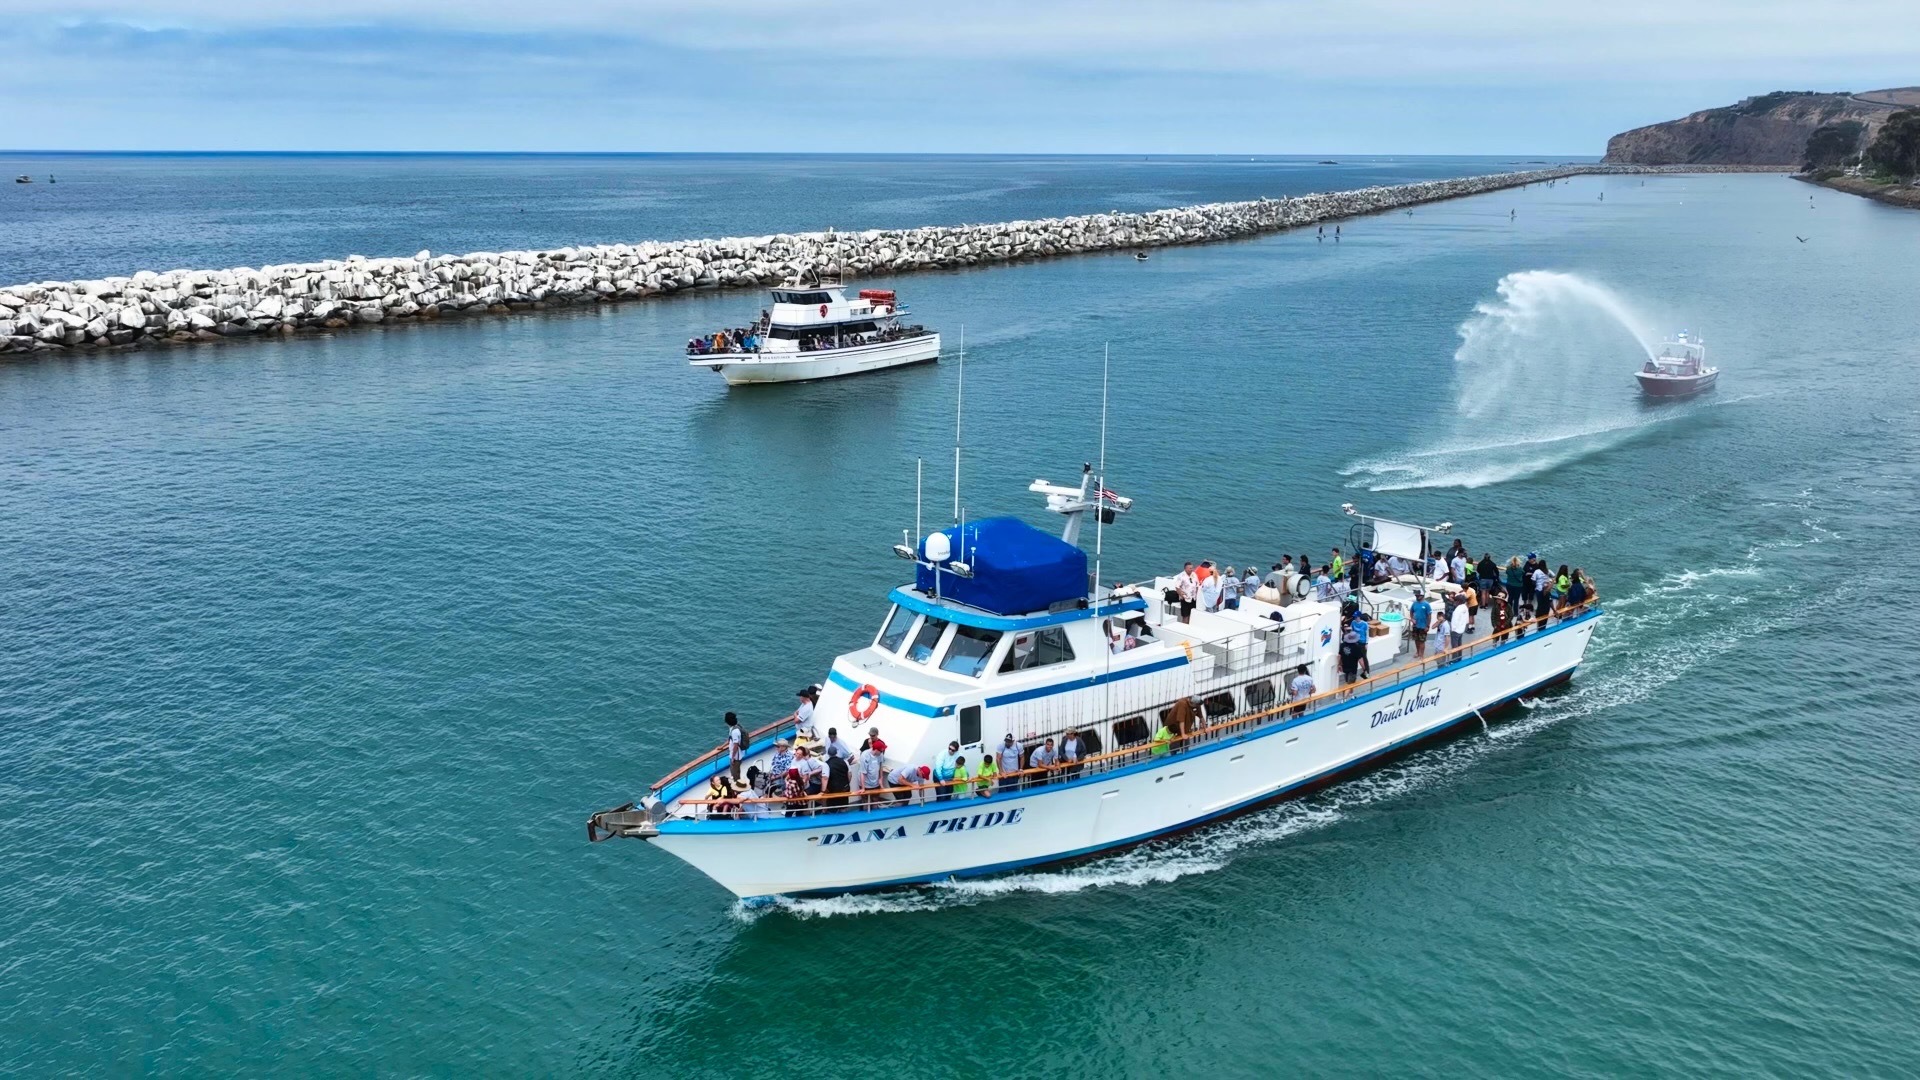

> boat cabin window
[1244,679,1276,710]
[939,624,1002,677]
[773,291,832,306]
[1112,716,1150,747]
[907,616,951,664]
[1000,626,1075,672]
[877,605,916,653]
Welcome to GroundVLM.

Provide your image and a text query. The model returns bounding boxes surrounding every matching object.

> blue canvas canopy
[916,516,1088,616]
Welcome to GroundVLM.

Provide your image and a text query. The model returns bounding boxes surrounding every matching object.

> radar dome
[923,532,952,563]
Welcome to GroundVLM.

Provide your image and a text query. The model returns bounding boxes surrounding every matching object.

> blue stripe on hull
[763,669,1576,900]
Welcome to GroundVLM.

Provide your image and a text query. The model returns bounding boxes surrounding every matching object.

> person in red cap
[884,763,929,805]
[857,738,887,809]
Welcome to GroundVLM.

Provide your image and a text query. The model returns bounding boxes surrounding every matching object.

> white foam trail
[1345,270,1680,490]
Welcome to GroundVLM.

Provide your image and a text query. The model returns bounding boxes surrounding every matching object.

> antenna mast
[953,325,965,524]
[1094,343,1109,590]
[1096,344,1113,729]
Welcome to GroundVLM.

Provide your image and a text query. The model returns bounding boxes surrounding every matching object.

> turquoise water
[4,172,1919,1075]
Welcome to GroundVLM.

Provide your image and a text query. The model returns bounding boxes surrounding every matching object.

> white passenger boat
[589,467,1602,900]
[1636,332,1718,398]
[687,276,940,385]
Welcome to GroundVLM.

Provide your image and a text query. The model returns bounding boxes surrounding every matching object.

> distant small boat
[1317,160,1340,165]
[13,175,31,184]
[1636,332,1719,398]
[1134,252,1149,261]
[47,175,55,184]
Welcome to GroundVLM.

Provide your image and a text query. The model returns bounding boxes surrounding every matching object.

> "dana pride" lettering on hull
[808,807,1026,847]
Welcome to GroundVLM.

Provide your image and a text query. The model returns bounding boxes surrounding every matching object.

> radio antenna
[952,325,965,524]
[1096,343,1113,726]
[1094,343,1110,576]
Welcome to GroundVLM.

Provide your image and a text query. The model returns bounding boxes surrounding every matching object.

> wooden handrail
[674,601,1599,815]
[650,712,797,792]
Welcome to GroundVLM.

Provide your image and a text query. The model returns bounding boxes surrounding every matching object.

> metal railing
[650,711,796,793]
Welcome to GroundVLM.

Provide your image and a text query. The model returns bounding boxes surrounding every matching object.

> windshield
[939,624,1002,677]
[906,616,950,664]
[877,605,915,653]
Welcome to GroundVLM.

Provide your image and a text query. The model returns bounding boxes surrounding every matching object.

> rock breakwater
[0,164,1785,358]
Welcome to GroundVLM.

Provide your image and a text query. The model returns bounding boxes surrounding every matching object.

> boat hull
[694,334,940,385]
[1636,369,1718,397]
[645,610,1600,898]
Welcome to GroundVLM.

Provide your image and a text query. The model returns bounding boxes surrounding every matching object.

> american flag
[1098,487,1123,502]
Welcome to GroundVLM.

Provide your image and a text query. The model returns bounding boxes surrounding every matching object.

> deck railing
[675,600,1599,819]
[650,712,796,793]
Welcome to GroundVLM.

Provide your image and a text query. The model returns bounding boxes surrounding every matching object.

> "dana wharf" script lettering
[808,808,1027,846]
[1370,685,1442,729]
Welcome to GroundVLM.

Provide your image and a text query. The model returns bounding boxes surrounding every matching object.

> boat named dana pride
[588,465,1602,900]
[687,272,939,385]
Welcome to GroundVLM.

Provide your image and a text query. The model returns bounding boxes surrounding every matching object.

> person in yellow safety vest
[1330,547,1345,581]
[1151,721,1173,756]
[975,754,997,797]
[951,756,972,800]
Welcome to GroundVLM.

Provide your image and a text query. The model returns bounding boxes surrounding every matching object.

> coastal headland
[0,163,1782,359]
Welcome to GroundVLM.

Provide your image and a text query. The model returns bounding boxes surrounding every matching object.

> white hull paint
[698,334,941,385]
[648,611,1598,898]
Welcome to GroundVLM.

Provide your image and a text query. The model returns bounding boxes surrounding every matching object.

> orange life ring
[849,684,881,721]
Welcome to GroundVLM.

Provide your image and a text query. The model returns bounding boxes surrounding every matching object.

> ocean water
[4,166,1919,1076]
[0,153,1556,285]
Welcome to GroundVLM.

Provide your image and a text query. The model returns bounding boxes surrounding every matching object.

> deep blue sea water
[0,153,1563,285]
[4,160,1919,1076]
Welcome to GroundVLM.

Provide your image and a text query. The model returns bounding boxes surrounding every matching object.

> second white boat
[687,277,940,385]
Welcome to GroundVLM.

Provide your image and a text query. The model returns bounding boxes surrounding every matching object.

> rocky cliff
[1604,89,1918,165]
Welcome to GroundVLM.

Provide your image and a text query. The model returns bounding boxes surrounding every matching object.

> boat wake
[1343,270,1682,490]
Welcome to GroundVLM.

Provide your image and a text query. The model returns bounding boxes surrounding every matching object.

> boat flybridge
[1636,331,1718,398]
[687,273,940,386]
[588,466,1602,900]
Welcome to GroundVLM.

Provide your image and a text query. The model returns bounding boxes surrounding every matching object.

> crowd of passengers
[695,544,1598,818]
[686,325,761,355]
[1166,541,1597,687]
[685,315,930,355]
[698,688,1206,819]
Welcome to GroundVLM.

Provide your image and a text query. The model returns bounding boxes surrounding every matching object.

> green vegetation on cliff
[1803,121,1867,170]
[1866,109,1920,178]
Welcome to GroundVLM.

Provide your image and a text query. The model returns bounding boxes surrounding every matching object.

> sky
[2,1,1915,155]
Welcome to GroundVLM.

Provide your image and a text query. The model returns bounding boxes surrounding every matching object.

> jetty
[0,164,1785,358]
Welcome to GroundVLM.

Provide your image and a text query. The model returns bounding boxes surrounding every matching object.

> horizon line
[0,149,1598,160]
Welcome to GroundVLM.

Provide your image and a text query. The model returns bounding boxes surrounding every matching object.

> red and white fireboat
[1635,332,1718,398]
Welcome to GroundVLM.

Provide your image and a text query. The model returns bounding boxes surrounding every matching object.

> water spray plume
[1344,271,1683,490]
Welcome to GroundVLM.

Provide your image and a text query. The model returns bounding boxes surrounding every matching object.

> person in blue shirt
[1350,613,1372,677]
[1408,594,1433,659]
[933,741,960,801]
